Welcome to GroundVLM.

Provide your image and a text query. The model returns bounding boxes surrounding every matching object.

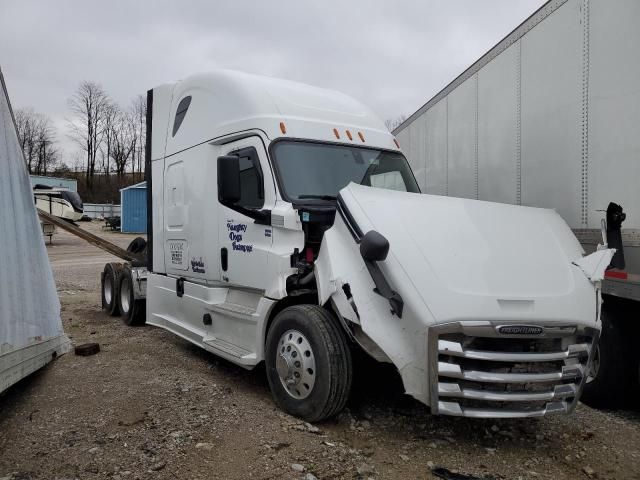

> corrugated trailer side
[0,68,70,393]
[395,0,640,407]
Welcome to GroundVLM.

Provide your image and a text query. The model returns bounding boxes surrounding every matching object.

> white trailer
[95,69,612,420]
[0,68,70,394]
[394,0,640,407]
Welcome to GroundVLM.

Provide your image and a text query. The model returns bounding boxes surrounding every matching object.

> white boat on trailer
[33,184,84,222]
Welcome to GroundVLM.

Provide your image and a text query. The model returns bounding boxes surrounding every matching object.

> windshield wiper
[298,194,337,201]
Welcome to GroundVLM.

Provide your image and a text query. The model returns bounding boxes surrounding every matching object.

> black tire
[101,263,122,316]
[117,266,146,327]
[581,307,634,408]
[265,305,352,422]
[126,237,147,255]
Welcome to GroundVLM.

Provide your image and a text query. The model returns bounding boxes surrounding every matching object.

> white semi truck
[94,69,612,421]
[394,0,639,408]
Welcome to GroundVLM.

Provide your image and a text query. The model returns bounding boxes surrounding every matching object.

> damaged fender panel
[314,214,432,403]
[573,249,616,282]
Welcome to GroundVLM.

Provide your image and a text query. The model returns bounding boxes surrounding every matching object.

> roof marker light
[346,130,353,141]
[357,131,365,142]
[280,122,287,134]
[394,138,400,148]
[333,128,340,139]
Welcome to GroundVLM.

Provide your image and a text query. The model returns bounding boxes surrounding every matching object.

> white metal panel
[425,100,448,195]
[410,115,428,192]
[587,0,640,229]
[400,115,428,192]
[398,123,416,187]
[477,42,519,205]
[396,128,411,165]
[0,70,67,362]
[150,83,174,161]
[520,0,583,226]
[447,77,477,199]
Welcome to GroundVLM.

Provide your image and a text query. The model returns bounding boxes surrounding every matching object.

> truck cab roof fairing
[152,70,399,158]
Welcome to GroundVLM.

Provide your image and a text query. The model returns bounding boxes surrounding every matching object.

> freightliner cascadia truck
[394,0,640,408]
[98,69,612,421]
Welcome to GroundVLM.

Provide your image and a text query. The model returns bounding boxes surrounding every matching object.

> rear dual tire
[101,263,123,316]
[265,305,352,422]
[101,262,145,326]
[117,265,146,326]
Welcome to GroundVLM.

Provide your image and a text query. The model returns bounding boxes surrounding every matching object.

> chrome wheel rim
[104,277,113,305]
[276,329,316,399]
[120,279,131,314]
[587,344,600,383]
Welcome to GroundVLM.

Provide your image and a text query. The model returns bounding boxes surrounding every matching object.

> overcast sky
[1,0,544,163]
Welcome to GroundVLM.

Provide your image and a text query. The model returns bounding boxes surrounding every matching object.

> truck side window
[235,147,264,209]
[172,96,192,136]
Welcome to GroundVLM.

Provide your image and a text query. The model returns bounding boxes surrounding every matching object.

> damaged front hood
[334,183,598,325]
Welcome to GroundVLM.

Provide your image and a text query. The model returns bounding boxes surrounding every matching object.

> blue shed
[120,181,147,233]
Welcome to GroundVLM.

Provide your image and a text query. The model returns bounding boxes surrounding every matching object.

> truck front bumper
[427,321,599,418]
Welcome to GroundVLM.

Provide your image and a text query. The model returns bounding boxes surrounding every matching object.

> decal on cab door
[226,220,253,253]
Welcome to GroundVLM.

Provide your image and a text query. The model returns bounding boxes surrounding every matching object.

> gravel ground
[1,222,640,480]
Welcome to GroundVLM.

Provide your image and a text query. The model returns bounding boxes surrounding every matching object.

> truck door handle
[176,277,184,297]
[221,247,228,271]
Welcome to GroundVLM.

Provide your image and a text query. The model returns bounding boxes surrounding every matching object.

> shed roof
[120,181,146,192]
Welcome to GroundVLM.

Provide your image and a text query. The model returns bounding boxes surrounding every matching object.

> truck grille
[427,322,598,418]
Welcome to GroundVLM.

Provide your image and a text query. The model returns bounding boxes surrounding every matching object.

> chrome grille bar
[427,321,599,418]
[438,362,584,383]
[438,400,568,418]
[438,382,576,402]
[438,339,590,362]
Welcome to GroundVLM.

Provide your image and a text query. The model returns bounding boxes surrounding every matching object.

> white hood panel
[321,184,599,328]
[344,184,583,298]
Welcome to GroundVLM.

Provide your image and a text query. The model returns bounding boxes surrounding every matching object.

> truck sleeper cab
[140,70,608,421]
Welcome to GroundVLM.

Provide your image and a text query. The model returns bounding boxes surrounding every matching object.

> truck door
[218,137,275,291]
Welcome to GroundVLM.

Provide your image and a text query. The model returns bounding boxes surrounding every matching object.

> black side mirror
[606,202,626,270]
[218,155,240,204]
[360,230,389,262]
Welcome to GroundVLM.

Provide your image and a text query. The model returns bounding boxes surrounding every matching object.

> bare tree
[15,108,37,172]
[100,102,119,177]
[384,114,407,132]
[68,81,110,189]
[110,109,137,176]
[130,94,146,177]
[15,108,58,174]
[34,116,58,174]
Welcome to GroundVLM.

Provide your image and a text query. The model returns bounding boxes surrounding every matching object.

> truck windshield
[271,141,420,202]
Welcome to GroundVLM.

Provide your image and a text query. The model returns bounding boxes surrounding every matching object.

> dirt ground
[1,221,640,480]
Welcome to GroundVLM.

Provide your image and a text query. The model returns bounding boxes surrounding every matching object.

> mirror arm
[362,259,404,318]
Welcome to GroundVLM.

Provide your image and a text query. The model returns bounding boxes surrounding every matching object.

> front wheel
[265,305,352,422]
